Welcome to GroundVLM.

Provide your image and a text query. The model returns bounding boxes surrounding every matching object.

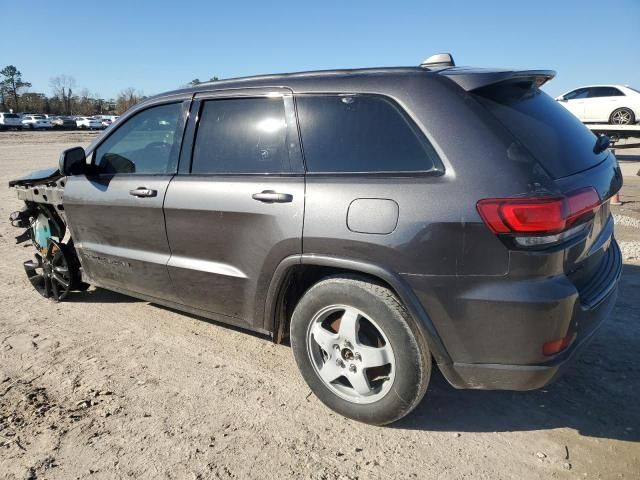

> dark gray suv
[9,54,623,425]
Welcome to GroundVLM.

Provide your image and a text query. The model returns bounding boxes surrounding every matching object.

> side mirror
[59,147,87,176]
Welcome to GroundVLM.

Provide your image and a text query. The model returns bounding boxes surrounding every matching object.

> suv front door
[163,88,304,332]
[64,99,190,301]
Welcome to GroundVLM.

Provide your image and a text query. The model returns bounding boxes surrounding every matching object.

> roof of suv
[157,66,556,99]
[164,66,433,96]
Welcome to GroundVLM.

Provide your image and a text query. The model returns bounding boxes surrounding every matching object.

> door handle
[129,187,157,198]
[252,190,293,203]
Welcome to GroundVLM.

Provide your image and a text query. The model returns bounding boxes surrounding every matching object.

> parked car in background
[21,115,53,129]
[8,54,623,425]
[0,112,23,130]
[556,85,640,125]
[51,116,77,130]
[101,118,112,128]
[76,116,103,129]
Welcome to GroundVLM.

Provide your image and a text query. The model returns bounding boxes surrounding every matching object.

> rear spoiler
[438,68,556,91]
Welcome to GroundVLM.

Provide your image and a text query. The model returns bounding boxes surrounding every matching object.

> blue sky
[2,0,638,99]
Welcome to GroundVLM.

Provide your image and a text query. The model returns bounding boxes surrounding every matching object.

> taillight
[543,333,575,356]
[477,188,601,247]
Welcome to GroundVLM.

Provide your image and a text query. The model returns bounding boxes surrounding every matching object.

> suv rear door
[163,88,304,332]
[63,99,190,302]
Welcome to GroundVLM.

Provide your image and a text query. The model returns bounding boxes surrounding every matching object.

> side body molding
[264,254,452,365]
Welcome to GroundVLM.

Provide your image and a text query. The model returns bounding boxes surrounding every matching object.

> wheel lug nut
[336,359,345,368]
[354,353,361,361]
[333,344,340,350]
[349,364,357,373]
[344,341,353,349]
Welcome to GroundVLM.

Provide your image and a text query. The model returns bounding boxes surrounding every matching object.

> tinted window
[475,82,606,179]
[607,87,623,96]
[589,87,624,97]
[192,97,290,174]
[564,88,590,100]
[4,113,18,118]
[94,102,183,174]
[296,95,439,173]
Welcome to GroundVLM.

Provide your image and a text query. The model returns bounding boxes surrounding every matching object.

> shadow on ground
[67,287,142,304]
[397,264,640,442]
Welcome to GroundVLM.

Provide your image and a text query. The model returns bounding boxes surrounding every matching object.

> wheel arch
[265,254,452,364]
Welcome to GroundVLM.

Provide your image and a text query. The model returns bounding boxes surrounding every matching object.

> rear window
[474,82,606,179]
[4,113,19,119]
[296,94,441,174]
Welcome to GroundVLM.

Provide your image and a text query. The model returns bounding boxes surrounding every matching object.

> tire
[290,275,431,425]
[609,108,635,125]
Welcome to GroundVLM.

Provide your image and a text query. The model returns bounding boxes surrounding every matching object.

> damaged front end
[9,168,87,301]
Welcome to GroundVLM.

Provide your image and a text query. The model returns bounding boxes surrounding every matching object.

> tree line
[0,65,145,116]
[0,66,222,117]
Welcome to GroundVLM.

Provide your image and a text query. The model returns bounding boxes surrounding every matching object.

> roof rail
[420,53,455,68]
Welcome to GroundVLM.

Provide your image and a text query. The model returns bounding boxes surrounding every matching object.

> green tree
[0,65,31,111]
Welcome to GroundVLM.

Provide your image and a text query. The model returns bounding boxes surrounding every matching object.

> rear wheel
[609,108,635,125]
[290,275,431,425]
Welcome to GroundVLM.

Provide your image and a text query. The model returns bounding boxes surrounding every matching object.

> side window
[587,87,607,98]
[296,94,440,173]
[565,88,590,100]
[191,97,291,174]
[603,87,624,97]
[94,102,184,174]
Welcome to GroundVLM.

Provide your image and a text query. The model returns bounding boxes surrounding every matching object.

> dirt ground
[0,131,638,480]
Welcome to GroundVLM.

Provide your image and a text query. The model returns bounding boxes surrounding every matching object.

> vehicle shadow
[397,264,640,442]
[66,287,142,304]
[149,302,271,342]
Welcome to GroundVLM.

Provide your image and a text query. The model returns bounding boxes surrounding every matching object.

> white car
[76,116,103,129]
[555,85,640,125]
[0,112,23,130]
[21,115,53,129]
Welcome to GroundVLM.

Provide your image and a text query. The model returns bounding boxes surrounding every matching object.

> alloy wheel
[306,305,396,404]
[23,240,73,301]
[611,109,633,125]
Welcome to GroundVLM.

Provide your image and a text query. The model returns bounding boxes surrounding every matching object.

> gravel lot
[0,131,639,479]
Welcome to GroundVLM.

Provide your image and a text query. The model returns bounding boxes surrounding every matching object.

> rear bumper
[439,277,618,390]
[405,239,622,390]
